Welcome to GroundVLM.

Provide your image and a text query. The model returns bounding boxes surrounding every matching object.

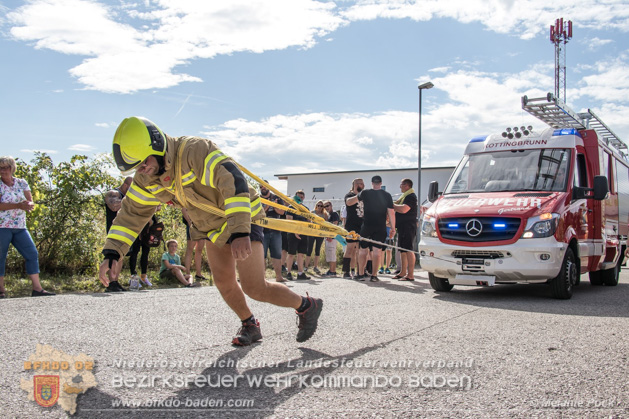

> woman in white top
[0,156,54,297]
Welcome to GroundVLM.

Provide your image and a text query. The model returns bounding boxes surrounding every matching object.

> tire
[429,273,454,292]
[601,261,620,286]
[589,270,604,286]
[551,248,578,299]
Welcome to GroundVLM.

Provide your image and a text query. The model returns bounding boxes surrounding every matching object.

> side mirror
[592,175,609,200]
[572,175,609,201]
[428,181,439,203]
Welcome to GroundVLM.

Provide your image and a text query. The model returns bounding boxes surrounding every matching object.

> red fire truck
[420,93,629,299]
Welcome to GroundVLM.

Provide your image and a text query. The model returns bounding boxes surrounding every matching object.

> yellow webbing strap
[173,139,348,239]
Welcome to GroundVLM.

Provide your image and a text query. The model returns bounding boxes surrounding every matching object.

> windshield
[445,149,571,194]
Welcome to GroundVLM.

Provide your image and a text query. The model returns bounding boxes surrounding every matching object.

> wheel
[429,273,454,292]
[589,270,604,285]
[551,248,577,299]
[601,261,620,286]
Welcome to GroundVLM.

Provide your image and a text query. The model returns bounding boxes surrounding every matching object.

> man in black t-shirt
[394,178,418,281]
[341,178,364,279]
[259,183,286,282]
[347,175,395,281]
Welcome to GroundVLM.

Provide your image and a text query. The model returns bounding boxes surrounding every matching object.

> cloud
[20,149,58,154]
[7,0,345,93]
[95,122,110,128]
[342,1,629,40]
[68,144,96,152]
[8,1,629,93]
[586,37,613,50]
[200,61,629,181]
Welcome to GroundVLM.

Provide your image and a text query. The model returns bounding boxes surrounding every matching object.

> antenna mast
[550,18,572,103]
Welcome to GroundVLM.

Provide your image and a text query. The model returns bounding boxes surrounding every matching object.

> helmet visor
[113,143,141,174]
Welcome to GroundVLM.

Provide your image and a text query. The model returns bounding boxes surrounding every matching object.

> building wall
[275,167,455,210]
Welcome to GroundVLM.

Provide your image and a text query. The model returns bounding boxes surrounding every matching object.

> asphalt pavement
[1,268,628,418]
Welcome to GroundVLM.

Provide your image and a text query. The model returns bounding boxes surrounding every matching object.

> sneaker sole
[296,299,323,343]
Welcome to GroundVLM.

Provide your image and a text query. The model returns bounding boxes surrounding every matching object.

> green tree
[8,153,120,275]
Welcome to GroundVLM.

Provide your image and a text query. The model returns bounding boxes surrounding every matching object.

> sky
[1,0,628,193]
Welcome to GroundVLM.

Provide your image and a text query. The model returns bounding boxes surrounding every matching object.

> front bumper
[419,236,567,284]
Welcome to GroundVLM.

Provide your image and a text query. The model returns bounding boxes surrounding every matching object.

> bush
[6,153,119,275]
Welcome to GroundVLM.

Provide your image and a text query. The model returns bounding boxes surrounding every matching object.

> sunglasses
[324,204,331,208]
[316,204,323,207]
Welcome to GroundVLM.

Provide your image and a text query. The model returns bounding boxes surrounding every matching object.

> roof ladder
[521,92,627,155]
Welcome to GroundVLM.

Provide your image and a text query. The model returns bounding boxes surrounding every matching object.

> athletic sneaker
[296,272,311,280]
[232,319,262,346]
[141,276,153,286]
[378,267,385,274]
[325,271,337,277]
[313,267,321,274]
[356,274,368,281]
[284,272,295,281]
[370,276,380,282]
[282,265,287,273]
[385,268,391,274]
[296,295,323,342]
[105,281,127,292]
[31,289,55,297]
[343,272,352,279]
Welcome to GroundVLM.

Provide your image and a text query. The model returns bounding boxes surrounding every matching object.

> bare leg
[405,252,416,279]
[400,252,408,277]
[194,240,204,277]
[358,248,368,275]
[237,242,301,308]
[297,253,305,273]
[206,241,252,320]
[271,258,283,281]
[184,239,195,276]
[371,249,381,276]
[172,267,191,285]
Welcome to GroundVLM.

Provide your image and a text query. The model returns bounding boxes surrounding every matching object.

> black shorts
[397,224,416,253]
[288,233,308,255]
[227,224,264,244]
[359,224,387,250]
[281,231,288,251]
[345,222,363,243]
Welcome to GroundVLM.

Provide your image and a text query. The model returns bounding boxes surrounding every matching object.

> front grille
[438,217,521,242]
[452,250,506,259]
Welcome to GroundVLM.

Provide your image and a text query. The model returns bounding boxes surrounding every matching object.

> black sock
[342,258,351,273]
[241,315,255,324]
[297,296,311,312]
[366,260,372,273]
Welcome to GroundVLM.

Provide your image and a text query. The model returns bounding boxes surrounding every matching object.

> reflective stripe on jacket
[104,135,264,257]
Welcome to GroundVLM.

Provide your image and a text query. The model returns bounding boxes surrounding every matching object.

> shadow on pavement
[74,330,424,418]
[430,281,629,317]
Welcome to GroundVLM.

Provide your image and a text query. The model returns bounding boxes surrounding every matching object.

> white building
[275,166,455,209]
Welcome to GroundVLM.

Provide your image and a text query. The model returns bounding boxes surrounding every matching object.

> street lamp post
[417,81,433,208]
[417,81,433,259]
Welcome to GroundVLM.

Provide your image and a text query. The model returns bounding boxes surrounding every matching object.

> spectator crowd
[0,154,419,297]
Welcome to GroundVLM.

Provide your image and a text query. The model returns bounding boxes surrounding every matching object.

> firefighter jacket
[104,135,264,257]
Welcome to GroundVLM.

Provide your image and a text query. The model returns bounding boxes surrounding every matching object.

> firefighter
[99,117,323,345]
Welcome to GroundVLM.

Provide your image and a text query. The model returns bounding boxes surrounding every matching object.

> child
[160,239,200,287]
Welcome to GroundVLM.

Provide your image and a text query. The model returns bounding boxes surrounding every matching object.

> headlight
[522,213,559,239]
[421,214,438,238]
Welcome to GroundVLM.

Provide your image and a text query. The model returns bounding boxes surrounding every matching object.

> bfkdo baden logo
[21,344,98,415]
[34,375,60,407]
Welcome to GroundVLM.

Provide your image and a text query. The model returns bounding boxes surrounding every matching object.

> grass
[1,264,339,298]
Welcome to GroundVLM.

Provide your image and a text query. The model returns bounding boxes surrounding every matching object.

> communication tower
[550,18,572,103]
